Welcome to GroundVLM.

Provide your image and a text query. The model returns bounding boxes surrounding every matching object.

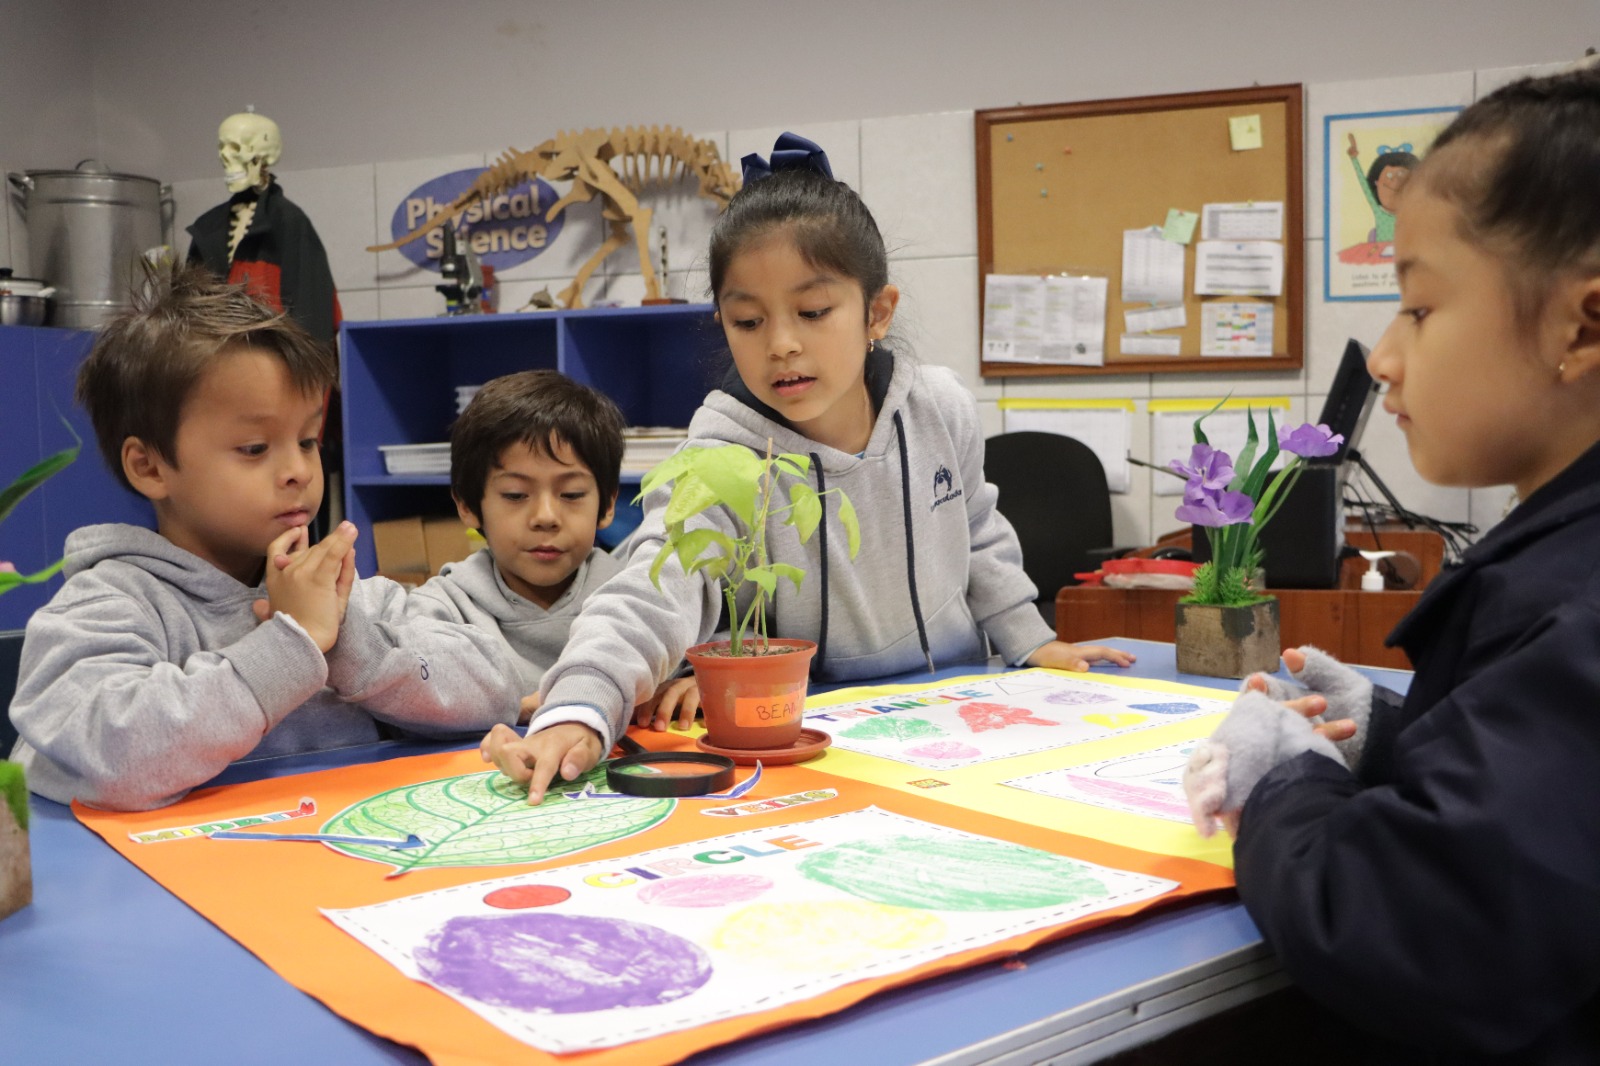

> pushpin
[1006,133,1014,142]
[1040,188,1048,197]
[1035,162,1044,171]
[1063,146,1073,154]
[1359,550,1396,591]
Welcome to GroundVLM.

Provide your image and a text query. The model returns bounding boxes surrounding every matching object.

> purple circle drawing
[1044,690,1115,706]
[638,873,773,908]
[415,912,711,1013]
[903,740,981,761]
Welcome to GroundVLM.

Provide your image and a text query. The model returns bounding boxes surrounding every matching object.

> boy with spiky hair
[9,266,520,810]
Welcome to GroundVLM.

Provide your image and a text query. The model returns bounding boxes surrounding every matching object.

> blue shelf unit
[0,325,157,630]
[339,304,725,575]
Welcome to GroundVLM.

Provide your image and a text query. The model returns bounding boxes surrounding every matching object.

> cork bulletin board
[977,84,1304,377]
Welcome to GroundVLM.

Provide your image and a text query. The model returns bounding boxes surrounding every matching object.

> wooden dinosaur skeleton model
[369,126,739,308]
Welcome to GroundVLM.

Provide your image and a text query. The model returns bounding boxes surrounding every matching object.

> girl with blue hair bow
[482,132,1134,801]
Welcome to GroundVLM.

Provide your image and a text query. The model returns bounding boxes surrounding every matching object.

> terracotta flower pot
[685,638,816,750]
[1174,599,1281,679]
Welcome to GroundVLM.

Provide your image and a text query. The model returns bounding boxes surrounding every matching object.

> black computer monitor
[1314,338,1379,466]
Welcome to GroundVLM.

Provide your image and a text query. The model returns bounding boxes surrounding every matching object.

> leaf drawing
[320,769,675,873]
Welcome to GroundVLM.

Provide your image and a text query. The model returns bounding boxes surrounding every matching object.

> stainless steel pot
[0,268,54,325]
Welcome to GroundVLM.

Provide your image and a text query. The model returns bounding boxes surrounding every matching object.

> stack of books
[622,427,688,477]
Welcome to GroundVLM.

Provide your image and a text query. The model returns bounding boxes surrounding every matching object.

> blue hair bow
[1376,142,1414,156]
[741,132,835,184]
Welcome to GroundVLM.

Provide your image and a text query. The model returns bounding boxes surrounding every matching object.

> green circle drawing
[319,768,675,873]
[796,834,1111,911]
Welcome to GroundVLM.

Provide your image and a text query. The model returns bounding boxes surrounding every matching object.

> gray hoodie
[533,352,1055,747]
[406,546,622,696]
[9,524,521,810]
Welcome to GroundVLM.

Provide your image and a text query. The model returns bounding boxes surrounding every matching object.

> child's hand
[1027,640,1136,672]
[478,721,603,805]
[518,692,542,726]
[1241,646,1371,762]
[252,521,358,652]
[634,676,702,732]
[1183,689,1346,838]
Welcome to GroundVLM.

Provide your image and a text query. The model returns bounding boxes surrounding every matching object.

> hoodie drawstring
[892,411,936,673]
[809,451,829,679]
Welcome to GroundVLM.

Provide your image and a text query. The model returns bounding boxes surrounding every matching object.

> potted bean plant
[640,442,858,751]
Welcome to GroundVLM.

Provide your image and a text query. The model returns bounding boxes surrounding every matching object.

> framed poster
[1323,107,1461,301]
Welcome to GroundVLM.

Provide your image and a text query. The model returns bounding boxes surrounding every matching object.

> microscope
[435,225,485,315]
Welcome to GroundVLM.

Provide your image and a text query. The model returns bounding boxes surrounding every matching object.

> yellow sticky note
[1162,208,1199,245]
[1229,114,1263,151]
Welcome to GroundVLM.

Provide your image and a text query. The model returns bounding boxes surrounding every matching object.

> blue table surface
[0,639,1412,1065]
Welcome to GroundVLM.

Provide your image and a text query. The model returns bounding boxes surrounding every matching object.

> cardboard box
[422,516,477,574]
[373,516,478,578]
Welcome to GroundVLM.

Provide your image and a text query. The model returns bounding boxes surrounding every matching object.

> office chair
[1,628,23,757]
[985,431,1119,626]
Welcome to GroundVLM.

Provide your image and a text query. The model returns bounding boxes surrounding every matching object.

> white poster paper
[1122,303,1186,334]
[325,807,1178,1053]
[1120,228,1185,306]
[1001,405,1132,493]
[1118,334,1181,357]
[1200,201,1284,241]
[806,672,1226,769]
[1193,241,1284,297]
[1006,740,1202,823]
[1200,302,1275,357]
[984,274,1107,365]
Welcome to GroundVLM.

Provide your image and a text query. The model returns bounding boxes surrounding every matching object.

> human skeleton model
[186,110,340,345]
[370,126,739,308]
[219,111,279,263]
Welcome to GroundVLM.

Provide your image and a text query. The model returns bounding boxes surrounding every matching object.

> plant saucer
[695,728,832,766]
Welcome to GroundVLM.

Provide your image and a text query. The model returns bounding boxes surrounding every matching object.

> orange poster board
[76,744,1232,1065]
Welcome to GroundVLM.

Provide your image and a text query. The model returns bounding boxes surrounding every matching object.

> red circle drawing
[482,884,571,910]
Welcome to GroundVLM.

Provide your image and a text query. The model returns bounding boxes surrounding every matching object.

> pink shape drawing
[958,701,1060,733]
[1045,690,1115,706]
[637,873,774,908]
[903,740,982,761]
[1065,775,1191,819]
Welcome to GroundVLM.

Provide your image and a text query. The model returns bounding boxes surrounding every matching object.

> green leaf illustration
[319,768,675,874]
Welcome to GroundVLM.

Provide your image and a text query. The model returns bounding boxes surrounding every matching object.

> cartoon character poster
[1324,107,1460,301]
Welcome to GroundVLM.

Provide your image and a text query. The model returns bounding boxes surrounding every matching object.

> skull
[218,112,282,194]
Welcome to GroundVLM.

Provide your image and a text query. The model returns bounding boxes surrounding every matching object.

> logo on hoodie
[931,463,963,512]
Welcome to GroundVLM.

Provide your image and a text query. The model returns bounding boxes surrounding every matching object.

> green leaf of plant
[690,445,764,527]
[664,471,721,525]
[769,562,805,591]
[744,566,778,597]
[0,559,66,596]
[638,448,696,499]
[319,769,675,874]
[836,491,862,558]
[0,443,79,526]
[787,483,822,542]
[673,527,733,573]
[1243,407,1282,501]
[1191,396,1227,447]
[1230,406,1259,493]
[773,454,810,480]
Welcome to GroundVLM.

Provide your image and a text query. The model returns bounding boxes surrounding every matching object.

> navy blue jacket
[1235,440,1600,1064]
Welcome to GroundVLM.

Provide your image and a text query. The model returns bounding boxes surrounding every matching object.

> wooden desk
[1056,529,1442,670]
[1055,586,1419,670]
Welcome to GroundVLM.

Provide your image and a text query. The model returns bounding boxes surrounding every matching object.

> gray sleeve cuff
[216,613,329,727]
[541,666,631,749]
[526,704,612,750]
[323,588,395,697]
[985,601,1060,665]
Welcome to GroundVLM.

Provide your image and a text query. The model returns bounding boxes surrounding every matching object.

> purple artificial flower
[1277,422,1346,459]
[1175,480,1255,527]
[1168,443,1235,491]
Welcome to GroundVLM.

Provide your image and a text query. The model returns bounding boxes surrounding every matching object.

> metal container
[7,161,172,328]
[0,268,53,325]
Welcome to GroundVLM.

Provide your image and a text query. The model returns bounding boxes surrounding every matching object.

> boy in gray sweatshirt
[8,267,521,810]
[404,371,629,718]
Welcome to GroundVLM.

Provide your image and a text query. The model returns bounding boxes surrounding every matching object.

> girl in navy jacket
[1185,64,1600,1064]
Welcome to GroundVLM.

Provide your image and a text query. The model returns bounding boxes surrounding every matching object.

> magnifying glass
[604,734,737,798]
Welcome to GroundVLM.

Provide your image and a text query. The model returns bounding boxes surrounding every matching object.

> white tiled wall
[111,57,1563,554]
